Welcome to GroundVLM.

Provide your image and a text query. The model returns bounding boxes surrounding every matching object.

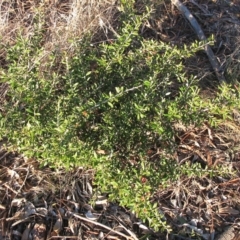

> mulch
[0,149,154,240]
[141,0,240,86]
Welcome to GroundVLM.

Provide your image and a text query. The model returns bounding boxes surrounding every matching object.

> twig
[70,212,135,240]
[171,0,226,83]
[189,0,210,15]
[48,237,78,239]
[0,151,10,161]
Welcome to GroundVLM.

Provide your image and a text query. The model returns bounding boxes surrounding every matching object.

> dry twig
[70,212,137,240]
[171,0,226,83]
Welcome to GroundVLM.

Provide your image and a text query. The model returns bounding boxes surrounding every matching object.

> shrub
[1,4,239,231]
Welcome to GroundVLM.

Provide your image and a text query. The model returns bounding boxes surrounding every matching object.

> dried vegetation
[142,0,240,84]
[156,115,240,239]
[0,150,152,239]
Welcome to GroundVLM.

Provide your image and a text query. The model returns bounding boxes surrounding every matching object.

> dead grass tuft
[0,0,118,56]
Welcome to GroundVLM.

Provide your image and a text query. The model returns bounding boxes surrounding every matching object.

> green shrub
[0,10,202,163]
[1,4,239,231]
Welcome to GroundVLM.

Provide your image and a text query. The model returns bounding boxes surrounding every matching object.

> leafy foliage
[0,4,240,231]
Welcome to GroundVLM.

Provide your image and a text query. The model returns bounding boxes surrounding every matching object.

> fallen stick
[171,0,226,83]
[69,212,137,240]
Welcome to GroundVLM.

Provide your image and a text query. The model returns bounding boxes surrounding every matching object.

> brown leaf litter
[151,111,240,239]
[0,116,240,239]
[0,148,156,240]
[141,0,240,84]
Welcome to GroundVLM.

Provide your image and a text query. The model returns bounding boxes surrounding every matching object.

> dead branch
[70,212,137,240]
[171,0,226,83]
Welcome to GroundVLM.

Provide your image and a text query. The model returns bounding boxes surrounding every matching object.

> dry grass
[0,0,117,55]
[226,45,240,82]
[0,0,119,98]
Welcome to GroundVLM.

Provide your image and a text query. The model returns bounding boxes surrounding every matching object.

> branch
[68,212,137,240]
[171,0,226,83]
